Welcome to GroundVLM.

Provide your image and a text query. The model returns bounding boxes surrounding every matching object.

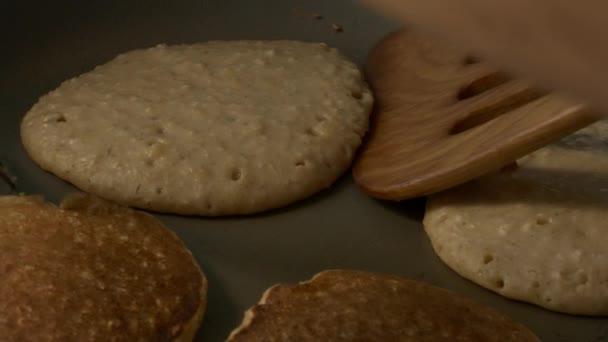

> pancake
[424,121,608,315]
[0,193,206,341]
[20,41,373,216]
[227,269,539,341]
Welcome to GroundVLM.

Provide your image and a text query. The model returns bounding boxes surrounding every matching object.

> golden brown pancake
[228,270,539,342]
[0,194,206,341]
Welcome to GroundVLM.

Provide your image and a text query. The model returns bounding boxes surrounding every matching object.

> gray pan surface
[2,1,608,340]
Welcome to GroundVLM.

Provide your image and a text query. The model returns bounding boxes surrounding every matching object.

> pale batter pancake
[21,41,373,216]
[425,121,608,315]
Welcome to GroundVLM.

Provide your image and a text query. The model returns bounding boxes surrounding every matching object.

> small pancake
[21,41,373,216]
[424,121,608,315]
[0,194,206,341]
[227,270,538,341]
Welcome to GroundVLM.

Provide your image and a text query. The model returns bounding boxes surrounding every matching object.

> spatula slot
[457,71,511,100]
[451,88,547,134]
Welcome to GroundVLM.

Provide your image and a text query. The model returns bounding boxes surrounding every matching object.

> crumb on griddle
[332,24,343,33]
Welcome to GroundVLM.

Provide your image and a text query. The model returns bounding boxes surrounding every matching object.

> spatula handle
[361,0,608,112]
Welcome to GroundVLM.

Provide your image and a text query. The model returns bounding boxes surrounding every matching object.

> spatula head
[353,29,598,201]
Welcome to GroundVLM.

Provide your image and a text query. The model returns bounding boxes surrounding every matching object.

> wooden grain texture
[353,29,598,200]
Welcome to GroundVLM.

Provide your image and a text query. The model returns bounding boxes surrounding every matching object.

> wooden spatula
[353,29,599,200]
[359,0,608,113]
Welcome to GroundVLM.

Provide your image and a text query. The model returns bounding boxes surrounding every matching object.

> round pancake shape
[21,41,373,216]
[0,194,207,341]
[424,121,608,315]
[227,270,539,341]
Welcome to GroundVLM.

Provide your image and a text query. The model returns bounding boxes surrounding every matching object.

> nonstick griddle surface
[2,1,608,340]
